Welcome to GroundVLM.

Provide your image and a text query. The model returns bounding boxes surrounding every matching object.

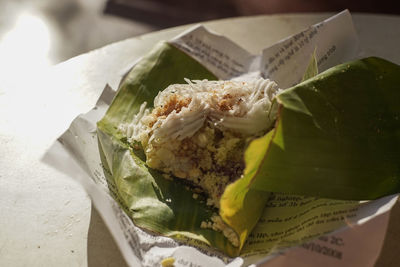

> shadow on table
[87,205,129,267]
[375,199,400,267]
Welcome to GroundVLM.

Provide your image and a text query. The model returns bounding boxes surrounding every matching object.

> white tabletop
[1,13,400,267]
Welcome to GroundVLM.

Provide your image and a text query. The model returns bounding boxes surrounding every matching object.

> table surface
[1,13,400,267]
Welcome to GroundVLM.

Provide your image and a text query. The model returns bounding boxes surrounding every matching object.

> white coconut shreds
[119,78,281,145]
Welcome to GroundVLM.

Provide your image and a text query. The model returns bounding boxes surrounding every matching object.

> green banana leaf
[98,40,400,258]
[97,41,268,257]
[222,57,400,214]
[301,49,318,82]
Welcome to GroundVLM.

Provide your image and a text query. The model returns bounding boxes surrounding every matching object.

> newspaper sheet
[44,10,397,267]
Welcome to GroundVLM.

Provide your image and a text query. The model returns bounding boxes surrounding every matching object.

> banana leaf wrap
[222,57,400,222]
[97,42,269,256]
[98,40,400,257]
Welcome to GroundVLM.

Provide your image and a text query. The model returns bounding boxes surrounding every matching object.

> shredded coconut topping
[120,78,281,144]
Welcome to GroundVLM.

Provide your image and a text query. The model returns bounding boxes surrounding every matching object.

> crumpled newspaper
[43,10,398,267]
